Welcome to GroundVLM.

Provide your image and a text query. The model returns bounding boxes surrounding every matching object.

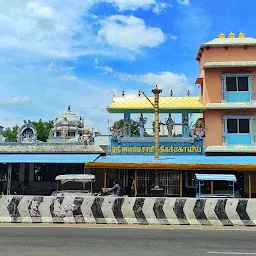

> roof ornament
[229,32,235,38]
[68,105,71,111]
[170,90,173,97]
[238,32,245,38]
[219,32,225,38]
[187,90,190,96]
[138,90,141,97]
[122,91,125,97]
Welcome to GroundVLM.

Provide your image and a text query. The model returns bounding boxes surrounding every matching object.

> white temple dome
[54,106,84,128]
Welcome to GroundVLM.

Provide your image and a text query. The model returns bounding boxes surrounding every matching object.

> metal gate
[137,170,179,196]
[137,171,154,196]
[159,171,179,195]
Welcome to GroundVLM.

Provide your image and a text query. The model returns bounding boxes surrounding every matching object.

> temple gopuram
[87,32,256,198]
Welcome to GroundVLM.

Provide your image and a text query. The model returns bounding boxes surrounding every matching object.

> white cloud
[169,35,178,40]
[117,71,193,95]
[98,15,166,51]
[94,58,114,73]
[177,0,190,5]
[105,0,156,10]
[0,96,32,105]
[153,2,172,14]
[0,0,106,59]
[104,0,170,13]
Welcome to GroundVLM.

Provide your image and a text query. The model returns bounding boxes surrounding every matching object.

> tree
[116,119,141,136]
[25,119,54,142]
[1,120,54,142]
[0,125,19,142]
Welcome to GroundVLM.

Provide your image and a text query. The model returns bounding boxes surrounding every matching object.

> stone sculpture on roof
[48,106,92,144]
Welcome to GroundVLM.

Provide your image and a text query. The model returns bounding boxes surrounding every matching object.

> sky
[0,0,255,134]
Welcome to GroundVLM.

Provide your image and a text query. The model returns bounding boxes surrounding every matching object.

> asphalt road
[0,225,256,256]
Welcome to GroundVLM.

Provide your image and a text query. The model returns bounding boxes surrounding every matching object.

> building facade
[87,32,256,198]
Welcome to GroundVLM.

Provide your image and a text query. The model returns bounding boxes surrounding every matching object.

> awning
[195,174,237,182]
[0,154,100,163]
[86,155,256,170]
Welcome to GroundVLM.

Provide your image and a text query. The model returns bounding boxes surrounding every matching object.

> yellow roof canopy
[107,95,204,113]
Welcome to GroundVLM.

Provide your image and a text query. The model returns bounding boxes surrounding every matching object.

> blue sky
[0,0,255,133]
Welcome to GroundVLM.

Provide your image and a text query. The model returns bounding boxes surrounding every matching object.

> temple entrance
[137,170,179,196]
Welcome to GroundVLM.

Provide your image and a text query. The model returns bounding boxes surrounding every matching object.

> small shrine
[17,123,38,143]
[48,106,92,144]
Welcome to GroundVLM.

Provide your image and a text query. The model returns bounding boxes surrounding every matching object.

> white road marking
[208,252,256,255]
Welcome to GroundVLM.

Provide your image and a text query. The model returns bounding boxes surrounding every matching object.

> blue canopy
[195,174,237,182]
[0,154,100,163]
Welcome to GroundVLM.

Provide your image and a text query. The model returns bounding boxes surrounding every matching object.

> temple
[87,32,256,198]
[0,107,103,195]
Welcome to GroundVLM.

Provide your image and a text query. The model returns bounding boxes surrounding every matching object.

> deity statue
[166,114,174,137]
[110,121,123,143]
[137,113,147,137]
[190,118,206,141]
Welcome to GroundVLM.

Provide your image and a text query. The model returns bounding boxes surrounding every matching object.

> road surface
[0,225,256,256]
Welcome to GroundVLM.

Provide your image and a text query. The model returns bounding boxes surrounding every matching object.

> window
[226,77,249,91]
[227,118,250,134]
[68,131,75,137]
[56,131,61,137]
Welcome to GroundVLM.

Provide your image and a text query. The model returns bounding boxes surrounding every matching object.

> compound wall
[0,196,256,226]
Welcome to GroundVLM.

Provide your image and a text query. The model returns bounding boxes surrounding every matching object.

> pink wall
[199,47,256,69]
[202,69,256,105]
[204,110,256,149]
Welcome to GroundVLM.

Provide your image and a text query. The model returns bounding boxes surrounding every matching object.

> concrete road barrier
[0,196,255,226]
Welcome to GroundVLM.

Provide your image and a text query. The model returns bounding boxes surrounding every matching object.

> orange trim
[86,162,256,171]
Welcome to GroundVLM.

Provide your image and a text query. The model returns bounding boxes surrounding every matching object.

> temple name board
[111,139,204,155]
[112,145,202,154]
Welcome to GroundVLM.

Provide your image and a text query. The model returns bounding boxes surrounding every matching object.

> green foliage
[1,119,54,142]
[0,125,19,142]
[26,119,54,142]
[117,119,140,136]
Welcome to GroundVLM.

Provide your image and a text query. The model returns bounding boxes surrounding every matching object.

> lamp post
[141,85,162,160]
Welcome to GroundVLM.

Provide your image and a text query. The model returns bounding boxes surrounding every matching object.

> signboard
[111,139,203,155]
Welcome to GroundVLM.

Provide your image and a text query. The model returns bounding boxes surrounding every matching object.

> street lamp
[141,85,162,160]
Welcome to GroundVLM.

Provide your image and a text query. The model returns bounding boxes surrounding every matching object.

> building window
[185,171,196,188]
[227,118,250,134]
[68,131,75,137]
[226,77,249,92]
[56,131,61,137]
[222,116,254,145]
[221,74,254,103]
